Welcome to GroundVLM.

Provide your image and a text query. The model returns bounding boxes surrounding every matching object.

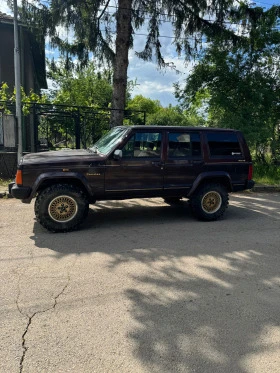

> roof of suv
[118,125,240,132]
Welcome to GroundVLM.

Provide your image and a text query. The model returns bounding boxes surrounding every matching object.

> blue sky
[1,0,279,106]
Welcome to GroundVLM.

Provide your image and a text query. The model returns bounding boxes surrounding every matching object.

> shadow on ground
[30,193,280,372]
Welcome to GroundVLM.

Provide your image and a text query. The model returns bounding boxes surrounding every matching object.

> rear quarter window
[206,132,243,158]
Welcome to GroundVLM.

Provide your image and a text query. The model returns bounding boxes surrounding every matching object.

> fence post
[30,103,35,152]
[75,109,81,149]
[33,103,39,152]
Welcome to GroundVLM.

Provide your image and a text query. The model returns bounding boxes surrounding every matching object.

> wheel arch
[187,172,232,198]
[32,173,92,200]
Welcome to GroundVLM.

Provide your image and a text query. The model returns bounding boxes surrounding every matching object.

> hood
[22,149,104,166]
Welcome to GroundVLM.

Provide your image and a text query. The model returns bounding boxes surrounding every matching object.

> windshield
[90,127,129,155]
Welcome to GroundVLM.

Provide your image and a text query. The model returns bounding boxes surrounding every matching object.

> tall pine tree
[15,0,256,126]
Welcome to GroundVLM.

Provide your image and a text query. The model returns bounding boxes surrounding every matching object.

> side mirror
[113,149,122,160]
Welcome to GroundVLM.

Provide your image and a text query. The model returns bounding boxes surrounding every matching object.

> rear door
[163,131,203,193]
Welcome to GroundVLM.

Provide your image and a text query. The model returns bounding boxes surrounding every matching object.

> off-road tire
[35,184,89,232]
[190,183,229,221]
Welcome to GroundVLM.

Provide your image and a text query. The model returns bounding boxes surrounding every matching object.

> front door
[105,131,163,197]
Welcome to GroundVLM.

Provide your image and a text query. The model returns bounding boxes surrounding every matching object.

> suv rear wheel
[35,184,89,232]
[190,183,228,221]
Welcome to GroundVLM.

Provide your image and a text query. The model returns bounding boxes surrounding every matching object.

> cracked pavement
[17,276,70,373]
[1,193,280,373]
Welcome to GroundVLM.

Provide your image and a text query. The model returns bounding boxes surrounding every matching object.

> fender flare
[187,171,233,197]
[30,172,92,200]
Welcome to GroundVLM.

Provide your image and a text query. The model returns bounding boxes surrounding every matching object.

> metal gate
[0,102,146,152]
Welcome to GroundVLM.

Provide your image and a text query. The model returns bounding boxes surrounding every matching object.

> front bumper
[9,182,32,200]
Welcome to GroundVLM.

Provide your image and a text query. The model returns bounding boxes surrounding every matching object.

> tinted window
[122,132,161,158]
[168,132,201,158]
[207,132,242,157]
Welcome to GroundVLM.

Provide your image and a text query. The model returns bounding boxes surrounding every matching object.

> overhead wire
[21,1,280,43]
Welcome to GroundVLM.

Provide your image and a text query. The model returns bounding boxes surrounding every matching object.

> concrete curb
[252,185,280,193]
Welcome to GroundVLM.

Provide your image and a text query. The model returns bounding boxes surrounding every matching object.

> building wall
[0,23,36,94]
[0,22,39,153]
[0,24,15,90]
[22,28,37,93]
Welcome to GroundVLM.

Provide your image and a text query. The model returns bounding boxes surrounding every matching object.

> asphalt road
[0,192,280,373]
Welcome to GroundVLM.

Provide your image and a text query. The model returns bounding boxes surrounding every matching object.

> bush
[253,163,280,185]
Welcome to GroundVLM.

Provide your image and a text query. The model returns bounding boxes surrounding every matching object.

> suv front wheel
[35,184,89,232]
[190,183,229,221]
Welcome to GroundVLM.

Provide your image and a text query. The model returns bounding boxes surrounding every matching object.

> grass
[0,178,12,188]
[253,163,280,185]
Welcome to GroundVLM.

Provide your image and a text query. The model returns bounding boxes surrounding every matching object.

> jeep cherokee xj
[10,126,254,232]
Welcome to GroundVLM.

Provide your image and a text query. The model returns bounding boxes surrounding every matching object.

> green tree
[127,95,161,114]
[125,95,160,124]
[0,82,49,114]
[46,61,116,147]
[48,61,113,108]
[147,105,184,126]
[126,95,206,126]
[16,0,253,127]
[175,5,280,161]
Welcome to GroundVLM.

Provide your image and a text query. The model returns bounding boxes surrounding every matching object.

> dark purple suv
[10,126,254,232]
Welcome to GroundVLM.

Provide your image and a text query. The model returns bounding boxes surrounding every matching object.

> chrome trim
[163,186,189,189]
[205,161,245,164]
[105,187,163,192]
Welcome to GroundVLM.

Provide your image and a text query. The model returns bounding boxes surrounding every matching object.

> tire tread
[190,183,229,221]
[35,184,89,232]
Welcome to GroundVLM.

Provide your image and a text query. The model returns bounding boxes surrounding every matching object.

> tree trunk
[110,0,132,127]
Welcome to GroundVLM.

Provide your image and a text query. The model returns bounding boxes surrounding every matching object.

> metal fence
[0,152,17,179]
[0,101,146,152]
[0,114,3,147]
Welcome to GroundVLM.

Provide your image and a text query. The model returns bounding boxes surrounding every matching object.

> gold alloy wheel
[201,191,222,214]
[48,195,78,223]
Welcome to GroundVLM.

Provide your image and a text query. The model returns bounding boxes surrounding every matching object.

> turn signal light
[15,170,23,185]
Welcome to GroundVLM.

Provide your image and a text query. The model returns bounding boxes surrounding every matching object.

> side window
[207,132,243,158]
[122,132,161,158]
[168,132,201,158]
